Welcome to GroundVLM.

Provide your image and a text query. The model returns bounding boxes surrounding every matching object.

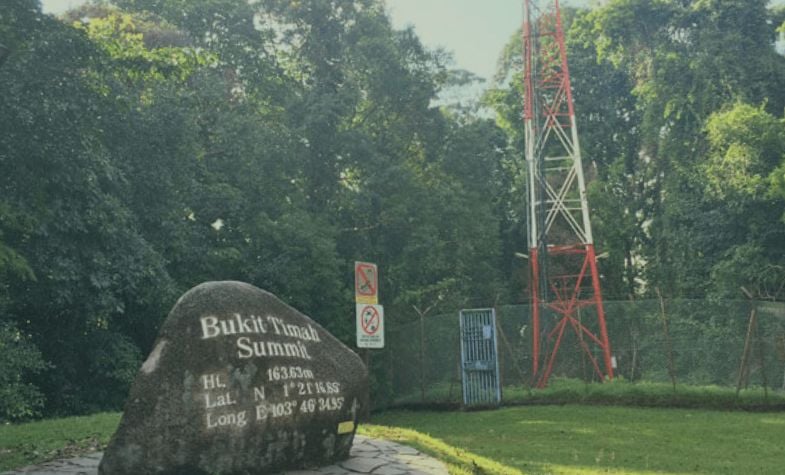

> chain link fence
[368,300,785,409]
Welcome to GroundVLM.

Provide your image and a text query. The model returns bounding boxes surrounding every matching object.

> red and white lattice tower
[522,0,614,387]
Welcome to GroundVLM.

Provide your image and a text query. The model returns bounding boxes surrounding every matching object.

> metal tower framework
[522,0,614,387]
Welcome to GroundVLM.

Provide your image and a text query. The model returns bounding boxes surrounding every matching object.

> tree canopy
[1,0,784,420]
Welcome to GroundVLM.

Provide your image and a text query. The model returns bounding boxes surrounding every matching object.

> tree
[581,0,785,298]
[0,1,174,414]
[704,103,785,300]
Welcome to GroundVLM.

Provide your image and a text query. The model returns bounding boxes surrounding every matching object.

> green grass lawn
[2,405,784,474]
[368,405,785,475]
[0,412,120,471]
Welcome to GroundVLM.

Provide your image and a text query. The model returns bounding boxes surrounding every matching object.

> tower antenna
[522,0,614,387]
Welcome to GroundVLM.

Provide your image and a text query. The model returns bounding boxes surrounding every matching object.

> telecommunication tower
[521,0,614,387]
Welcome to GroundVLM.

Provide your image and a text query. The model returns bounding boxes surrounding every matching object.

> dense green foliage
[0,0,784,420]
[0,0,509,420]
[0,323,47,420]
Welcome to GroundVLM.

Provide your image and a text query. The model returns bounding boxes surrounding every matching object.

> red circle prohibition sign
[360,306,380,336]
[355,264,377,296]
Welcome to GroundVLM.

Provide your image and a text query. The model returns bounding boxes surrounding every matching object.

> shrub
[0,322,47,421]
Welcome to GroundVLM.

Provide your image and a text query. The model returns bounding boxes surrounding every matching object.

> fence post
[754,312,769,401]
[737,288,757,398]
[495,310,530,392]
[741,287,769,401]
[627,296,638,382]
[777,334,785,391]
[577,307,587,386]
[387,340,394,406]
[448,337,461,402]
[656,288,677,393]
[737,309,755,394]
[419,311,425,403]
[413,303,436,404]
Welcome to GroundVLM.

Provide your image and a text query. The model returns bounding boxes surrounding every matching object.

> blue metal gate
[459,308,501,406]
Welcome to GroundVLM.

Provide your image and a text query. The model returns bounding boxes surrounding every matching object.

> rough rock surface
[99,281,368,475]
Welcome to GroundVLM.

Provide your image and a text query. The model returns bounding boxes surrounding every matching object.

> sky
[385,0,523,81]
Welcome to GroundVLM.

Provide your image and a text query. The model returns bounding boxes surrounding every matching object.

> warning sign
[356,304,384,348]
[354,261,378,304]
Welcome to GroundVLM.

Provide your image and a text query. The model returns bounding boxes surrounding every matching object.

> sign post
[354,261,383,349]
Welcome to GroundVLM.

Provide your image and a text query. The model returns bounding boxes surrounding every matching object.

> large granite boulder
[99,281,368,475]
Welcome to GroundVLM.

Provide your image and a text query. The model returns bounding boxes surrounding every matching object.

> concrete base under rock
[3,436,447,475]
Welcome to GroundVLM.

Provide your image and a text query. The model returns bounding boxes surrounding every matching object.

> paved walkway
[3,435,448,475]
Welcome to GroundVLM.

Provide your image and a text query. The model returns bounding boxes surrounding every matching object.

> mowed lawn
[2,406,784,474]
[0,412,120,471]
[369,405,785,474]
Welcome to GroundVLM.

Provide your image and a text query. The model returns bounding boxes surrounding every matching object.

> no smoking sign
[356,304,384,349]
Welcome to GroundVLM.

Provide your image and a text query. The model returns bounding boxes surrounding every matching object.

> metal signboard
[459,308,501,406]
[356,303,384,349]
[354,261,378,304]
